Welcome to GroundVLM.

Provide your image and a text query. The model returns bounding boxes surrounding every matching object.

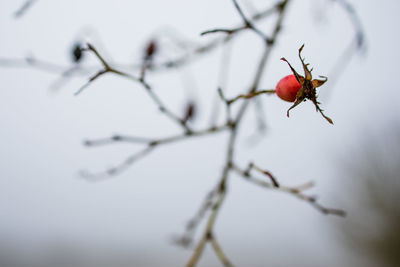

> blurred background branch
[14,0,38,18]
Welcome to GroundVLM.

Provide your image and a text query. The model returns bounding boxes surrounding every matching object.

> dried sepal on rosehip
[280,44,333,124]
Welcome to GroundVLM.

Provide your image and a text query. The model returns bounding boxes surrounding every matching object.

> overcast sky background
[0,0,399,266]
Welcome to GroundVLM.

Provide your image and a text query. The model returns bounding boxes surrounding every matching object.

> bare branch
[80,146,154,182]
[187,2,290,266]
[156,3,282,70]
[231,0,270,42]
[244,162,280,187]
[82,124,229,180]
[84,135,153,147]
[226,89,276,105]
[232,163,346,217]
[0,56,74,73]
[217,88,233,123]
[209,233,234,267]
[74,69,107,96]
[75,43,194,132]
[84,124,229,148]
[335,0,366,50]
[173,189,218,248]
[186,167,230,267]
[2,3,281,81]
[201,27,246,36]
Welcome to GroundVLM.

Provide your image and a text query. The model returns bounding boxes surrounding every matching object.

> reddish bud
[275,75,301,102]
[145,40,157,60]
[182,101,196,123]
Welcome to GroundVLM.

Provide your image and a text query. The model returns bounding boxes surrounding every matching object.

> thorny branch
[1,0,366,266]
[232,163,346,216]
[75,43,192,133]
[74,1,351,265]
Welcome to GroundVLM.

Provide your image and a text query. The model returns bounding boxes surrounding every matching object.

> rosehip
[275,74,301,102]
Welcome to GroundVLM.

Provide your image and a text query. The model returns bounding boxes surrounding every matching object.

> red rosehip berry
[275,74,301,102]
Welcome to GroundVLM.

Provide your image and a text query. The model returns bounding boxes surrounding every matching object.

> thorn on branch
[232,163,346,216]
[245,162,280,187]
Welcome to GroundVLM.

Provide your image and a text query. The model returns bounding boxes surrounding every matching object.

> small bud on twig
[71,43,84,63]
[182,101,197,123]
[145,40,157,61]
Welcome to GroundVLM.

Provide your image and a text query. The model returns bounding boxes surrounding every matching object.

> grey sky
[0,0,399,266]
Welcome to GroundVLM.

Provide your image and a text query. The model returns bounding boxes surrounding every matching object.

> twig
[322,0,366,101]
[335,0,366,50]
[243,162,280,187]
[154,3,282,70]
[2,4,280,81]
[209,233,234,267]
[253,97,268,136]
[173,188,218,248]
[232,163,346,216]
[0,56,75,73]
[201,27,246,36]
[84,124,228,147]
[187,165,230,267]
[49,66,84,92]
[14,0,38,18]
[217,88,233,123]
[201,0,281,43]
[186,1,290,266]
[209,41,233,126]
[75,43,193,132]
[84,135,153,147]
[73,43,140,96]
[74,69,108,95]
[231,0,270,42]
[226,89,276,105]
[82,124,230,180]
[80,146,154,181]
